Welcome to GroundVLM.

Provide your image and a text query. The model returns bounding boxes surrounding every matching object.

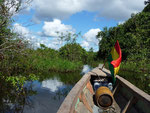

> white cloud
[13,23,40,47]
[81,28,100,51]
[13,20,76,50]
[31,0,83,21]
[42,78,63,92]
[41,19,75,37]
[34,19,76,49]
[118,21,125,25]
[29,0,144,21]
[36,37,63,49]
[84,28,101,45]
[81,40,90,50]
[13,23,30,37]
[13,23,101,51]
[81,65,91,74]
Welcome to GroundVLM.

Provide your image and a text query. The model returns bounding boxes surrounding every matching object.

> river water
[23,65,92,113]
[3,64,149,112]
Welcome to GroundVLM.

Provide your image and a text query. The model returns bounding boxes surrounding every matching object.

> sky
[12,0,145,51]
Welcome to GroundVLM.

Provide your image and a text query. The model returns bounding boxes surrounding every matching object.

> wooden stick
[101,59,106,70]
[122,96,137,113]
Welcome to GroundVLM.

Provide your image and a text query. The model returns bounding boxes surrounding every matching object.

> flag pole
[100,58,106,70]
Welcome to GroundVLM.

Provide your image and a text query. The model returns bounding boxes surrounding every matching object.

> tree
[58,32,81,44]
[97,3,150,63]
[0,1,37,112]
[59,43,87,62]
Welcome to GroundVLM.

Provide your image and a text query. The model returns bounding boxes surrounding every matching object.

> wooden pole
[101,59,106,70]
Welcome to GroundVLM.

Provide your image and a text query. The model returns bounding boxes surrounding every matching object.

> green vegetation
[0,0,38,112]
[97,4,150,94]
[27,44,83,73]
[0,0,150,112]
[0,1,99,111]
[37,71,82,85]
[27,42,100,73]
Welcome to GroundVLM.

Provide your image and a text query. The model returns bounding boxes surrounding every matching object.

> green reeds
[28,53,83,73]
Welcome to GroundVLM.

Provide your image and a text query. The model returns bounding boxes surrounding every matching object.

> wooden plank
[79,91,93,113]
[122,97,133,113]
[57,73,91,113]
[122,97,137,113]
[89,67,110,77]
[57,67,150,113]
[57,67,109,113]
[113,83,119,95]
[99,67,150,104]
[112,99,121,113]
[116,75,150,105]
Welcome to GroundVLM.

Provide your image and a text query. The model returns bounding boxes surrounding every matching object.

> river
[23,65,92,113]
[2,64,149,112]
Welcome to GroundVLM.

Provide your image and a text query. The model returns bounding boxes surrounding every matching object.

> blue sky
[13,0,145,51]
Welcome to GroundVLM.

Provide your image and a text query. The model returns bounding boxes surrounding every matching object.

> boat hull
[57,67,150,113]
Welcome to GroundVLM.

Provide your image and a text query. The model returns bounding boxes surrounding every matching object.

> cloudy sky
[13,0,145,51]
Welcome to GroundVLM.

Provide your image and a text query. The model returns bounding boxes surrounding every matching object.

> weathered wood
[122,96,137,113]
[86,81,94,95]
[89,67,110,77]
[122,97,133,113]
[112,99,121,113]
[79,91,93,113]
[57,67,150,113]
[116,75,150,105]
[58,67,113,113]
[57,73,91,113]
[113,83,119,95]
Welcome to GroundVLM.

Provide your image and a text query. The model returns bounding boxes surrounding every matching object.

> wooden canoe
[57,67,150,113]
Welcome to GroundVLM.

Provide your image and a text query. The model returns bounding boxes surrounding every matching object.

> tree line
[0,0,150,111]
[97,4,150,71]
[96,3,150,94]
[0,1,99,111]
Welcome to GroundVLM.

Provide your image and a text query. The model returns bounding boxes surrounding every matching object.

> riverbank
[30,56,83,73]
[25,48,102,73]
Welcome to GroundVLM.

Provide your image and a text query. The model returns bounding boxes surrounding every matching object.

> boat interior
[89,73,150,113]
[57,68,150,113]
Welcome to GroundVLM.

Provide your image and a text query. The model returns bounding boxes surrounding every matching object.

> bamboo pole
[101,59,106,70]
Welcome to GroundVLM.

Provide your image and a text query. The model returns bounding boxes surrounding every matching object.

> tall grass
[28,51,83,73]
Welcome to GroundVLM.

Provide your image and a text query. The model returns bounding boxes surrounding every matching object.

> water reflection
[23,65,91,113]
[81,65,92,75]
[0,82,36,113]
[1,65,90,113]
[23,78,72,113]
[42,78,63,92]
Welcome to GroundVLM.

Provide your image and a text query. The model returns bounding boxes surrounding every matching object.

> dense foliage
[1,0,150,112]
[97,4,150,68]
[97,4,150,94]
[0,0,98,110]
[27,44,83,73]
[59,43,87,62]
[0,0,37,112]
[26,42,100,73]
